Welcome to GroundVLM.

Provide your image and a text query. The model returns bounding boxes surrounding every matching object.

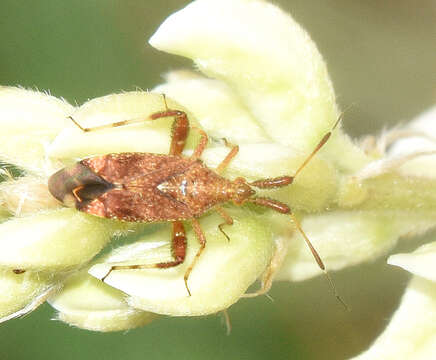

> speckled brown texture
[48,107,339,293]
[78,153,242,222]
[48,109,257,292]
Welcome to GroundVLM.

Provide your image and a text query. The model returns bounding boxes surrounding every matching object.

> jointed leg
[215,206,234,241]
[101,221,187,284]
[67,94,191,157]
[216,139,239,174]
[67,94,210,160]
[183,218,206,296]
[166,111,189,156]
[243,236,288,298]
[156,221,188,269]
[159,94,208,158]
[68,110,190,156]
[190,126,208,160]
[68,107,187,134]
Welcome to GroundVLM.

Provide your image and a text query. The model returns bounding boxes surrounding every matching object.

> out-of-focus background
[0,1,435,359]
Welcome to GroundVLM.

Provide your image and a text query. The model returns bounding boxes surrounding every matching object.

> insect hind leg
[67,94,191,157]
[101,221,189,292]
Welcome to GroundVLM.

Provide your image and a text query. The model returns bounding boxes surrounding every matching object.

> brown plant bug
[48,94,345,306]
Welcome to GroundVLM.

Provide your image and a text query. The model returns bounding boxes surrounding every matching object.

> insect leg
[183,218,207,296]
[68,109,193,157]
[215,205,234,241]
[158,94,208,158]
[156,220,188,269]
[152,109,191,156]
[100,221,187,285]
[67,94,208,158]
[158,93,209,158]
[190,126,209,160]
[243,236,288,298]
[166,110,189,156]
[215,139,239,174]
[67,110,183,133]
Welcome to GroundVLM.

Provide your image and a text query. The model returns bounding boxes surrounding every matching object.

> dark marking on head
[13,269,25,274]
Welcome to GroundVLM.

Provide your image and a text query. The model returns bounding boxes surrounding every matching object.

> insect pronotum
[48,95,345,306]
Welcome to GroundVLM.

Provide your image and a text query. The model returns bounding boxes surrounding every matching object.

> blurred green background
[0,1,435,359]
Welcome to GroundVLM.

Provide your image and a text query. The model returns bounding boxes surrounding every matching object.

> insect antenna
[247,115,348,308]
[247,197,349,309]
[292,115,341,180]
[290,213,349,311]
[221,309,232,335]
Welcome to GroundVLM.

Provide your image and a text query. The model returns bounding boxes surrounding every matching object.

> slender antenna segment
[293,116,341,179]
[222,309,232,336]
[290,213,349,311]
[68,116,87,132]
[162,93,169,111]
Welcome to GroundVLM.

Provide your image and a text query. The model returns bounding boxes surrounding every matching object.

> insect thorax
[156,161,236,216]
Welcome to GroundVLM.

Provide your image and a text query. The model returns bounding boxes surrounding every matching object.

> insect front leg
[190,126,208,160]
[215,139,239,175]
[215,206,234,241]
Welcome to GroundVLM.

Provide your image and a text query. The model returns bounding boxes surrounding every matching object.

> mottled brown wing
[80,188,193,222]
[81,153,194,184]
[80,153,196,222]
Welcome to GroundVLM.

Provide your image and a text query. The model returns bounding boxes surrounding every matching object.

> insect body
[48,96,341,300]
